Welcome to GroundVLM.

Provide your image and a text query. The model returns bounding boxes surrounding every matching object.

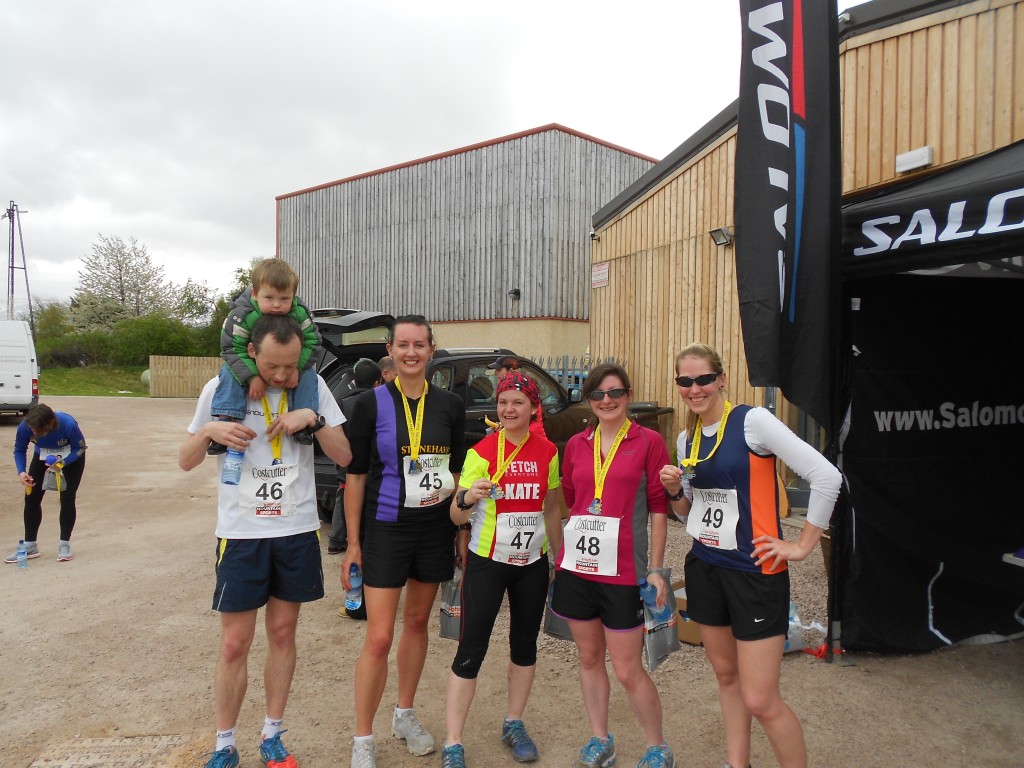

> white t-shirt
[189,374,345,539]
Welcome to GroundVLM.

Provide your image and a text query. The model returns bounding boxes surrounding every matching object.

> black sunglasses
[675,372,720,388]
[586,388,629,401]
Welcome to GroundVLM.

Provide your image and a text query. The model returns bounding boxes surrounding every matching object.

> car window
[466,365,496,407]
[520,361,564,405]
[430,365,453,391]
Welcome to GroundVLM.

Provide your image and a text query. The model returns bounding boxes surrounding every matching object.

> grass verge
[39,366,149,397]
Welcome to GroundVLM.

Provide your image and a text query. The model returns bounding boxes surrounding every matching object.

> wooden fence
[148,356,221,398]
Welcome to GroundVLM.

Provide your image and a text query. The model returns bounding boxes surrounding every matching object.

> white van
[0,320,39,415]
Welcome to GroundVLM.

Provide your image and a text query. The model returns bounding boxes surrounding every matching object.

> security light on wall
[508,288,521,300]
[709,227,734,246]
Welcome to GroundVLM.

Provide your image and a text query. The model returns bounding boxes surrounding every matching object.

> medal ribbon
[491,431,530,486]
[261,389,288,464]
[395,378,428,463]
[681,400,732,472]
[592,419,631,501]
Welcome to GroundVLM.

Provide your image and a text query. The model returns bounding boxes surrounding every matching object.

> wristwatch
[308,415,326,433]
[666,486,687,502]
[456,489,474,510]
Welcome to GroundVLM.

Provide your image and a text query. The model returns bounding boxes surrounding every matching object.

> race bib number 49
[559,514,620,576]
[685,487,740,550]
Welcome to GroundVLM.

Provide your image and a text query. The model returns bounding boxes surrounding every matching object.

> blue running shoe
[202,746,239,768]
[259,730,298,768]
[577,735,616,768]
[440,743,467,768]
[501,719,539,762]
[637,744,675,768]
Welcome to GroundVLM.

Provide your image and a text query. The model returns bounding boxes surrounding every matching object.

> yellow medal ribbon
[261,389,288,464]
[681,401,733,473]
[491,430,530,486]
[592,419,632,502]
[395,378,428,466]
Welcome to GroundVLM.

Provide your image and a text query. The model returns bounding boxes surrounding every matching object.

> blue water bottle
[638,578,672,623]
[345,564,363,612]
[16,539,28,570]
[221,448,244,485]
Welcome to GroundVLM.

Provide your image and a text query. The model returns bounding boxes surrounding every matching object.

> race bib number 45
[403,454,455,507]
[559,514,620,576]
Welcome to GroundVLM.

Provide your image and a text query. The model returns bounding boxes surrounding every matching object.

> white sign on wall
[591,262,609,288]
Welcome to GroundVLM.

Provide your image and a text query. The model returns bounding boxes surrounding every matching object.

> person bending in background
[7,403,87,563]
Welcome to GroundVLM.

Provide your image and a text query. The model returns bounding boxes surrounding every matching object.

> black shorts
[213,531,324,612]
[550,569,644,631]
[683,550,789,641]
[362,509,456,588]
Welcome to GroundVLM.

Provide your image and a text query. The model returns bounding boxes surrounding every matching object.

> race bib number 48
[559,514,620,576]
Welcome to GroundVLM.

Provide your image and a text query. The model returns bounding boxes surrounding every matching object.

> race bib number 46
[559,514,620,576]
[239,463,300,517]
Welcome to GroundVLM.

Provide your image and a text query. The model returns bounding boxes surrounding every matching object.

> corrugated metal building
[589,0,1024,445]
[276,125,655,358]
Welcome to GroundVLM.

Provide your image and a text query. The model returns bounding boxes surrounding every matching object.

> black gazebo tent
[834,139,1024,652]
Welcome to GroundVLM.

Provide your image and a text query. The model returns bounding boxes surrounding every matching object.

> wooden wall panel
[840,1,1024,193]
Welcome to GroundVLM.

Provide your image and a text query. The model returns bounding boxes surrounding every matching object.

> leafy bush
[37,332,114,367]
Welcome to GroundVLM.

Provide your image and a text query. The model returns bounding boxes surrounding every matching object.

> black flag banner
[734,0,841,430]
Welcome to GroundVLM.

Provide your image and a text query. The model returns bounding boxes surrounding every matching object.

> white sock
[25,540,37,547]
[354,735,375,747]
[59,539,70,546]
[215,727,236,752]
[395,706,414,717]
[262,716,283,740]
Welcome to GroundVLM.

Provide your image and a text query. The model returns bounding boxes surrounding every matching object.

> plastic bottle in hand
[16,540,28,570]
[221,448,244,485]
[638,578,672,624]
[345,564,363,612]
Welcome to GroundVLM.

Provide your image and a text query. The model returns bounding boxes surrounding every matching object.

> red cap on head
[496,371,540,407]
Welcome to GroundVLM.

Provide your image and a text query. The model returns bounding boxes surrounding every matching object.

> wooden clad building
[276,125,655,358]
[590,0,1024,444]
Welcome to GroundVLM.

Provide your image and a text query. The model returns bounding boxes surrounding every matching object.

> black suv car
[311,309,672,518]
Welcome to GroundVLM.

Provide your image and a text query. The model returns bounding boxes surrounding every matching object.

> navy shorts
[550,569,644,631]
[212,530,324,612]
[683,550,789,641]
[361,509,456,588]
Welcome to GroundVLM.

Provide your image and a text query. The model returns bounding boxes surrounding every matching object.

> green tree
[36,301,74,340]
[74,234,171,319]
[174,278,219,325]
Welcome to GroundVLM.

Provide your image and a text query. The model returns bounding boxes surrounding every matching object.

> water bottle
[638,578,672,624]
[16,540,28,570]
[345,564,363,612]
[221,448,245,485]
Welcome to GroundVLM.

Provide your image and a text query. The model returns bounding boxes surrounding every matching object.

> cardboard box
[671,579,702,645]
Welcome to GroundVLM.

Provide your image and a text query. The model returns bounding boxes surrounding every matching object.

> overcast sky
[2,0,868,315]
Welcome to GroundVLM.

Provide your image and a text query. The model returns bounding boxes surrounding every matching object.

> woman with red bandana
[441,372,562,768]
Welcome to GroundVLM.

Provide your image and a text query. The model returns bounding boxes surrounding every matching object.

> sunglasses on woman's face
[586,388,629,402]
[674,372,720,388]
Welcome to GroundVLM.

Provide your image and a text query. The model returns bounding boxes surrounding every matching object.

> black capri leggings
[451,551,549,680]
[24,452,86,542]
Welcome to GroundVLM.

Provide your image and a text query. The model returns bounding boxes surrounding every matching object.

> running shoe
[4,542,40,563]
[202,746,239,768]
[392,709,436,755]
[57,542,74,561]
[577,735,616,768]
[637,743,674,768]
[501,719,539,762]
[259,730,298,768]
[351,741,376,768]
[440,743,467,768]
